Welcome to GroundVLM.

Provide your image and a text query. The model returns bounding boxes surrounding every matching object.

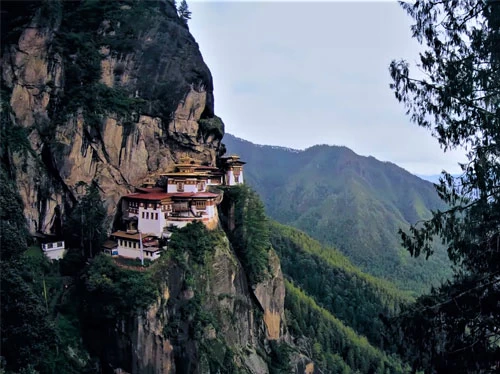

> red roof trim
[124,192,219,201]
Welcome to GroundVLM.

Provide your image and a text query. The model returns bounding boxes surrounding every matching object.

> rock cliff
[128,235,286,374]
[1,1,298,372]
[1,0,223,233]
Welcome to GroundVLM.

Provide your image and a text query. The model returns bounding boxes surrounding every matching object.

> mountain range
[223,133,451,293]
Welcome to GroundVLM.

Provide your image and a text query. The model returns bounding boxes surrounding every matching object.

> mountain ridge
[226,133,441,186]
[223,133,452,293]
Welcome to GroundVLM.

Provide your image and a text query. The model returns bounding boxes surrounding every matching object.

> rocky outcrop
[1,2,300,372]
[252,250,286,340]
[1,1,222,233]
[102,235,286,373]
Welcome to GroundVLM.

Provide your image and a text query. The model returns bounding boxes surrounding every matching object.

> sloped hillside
[224,133,451,293]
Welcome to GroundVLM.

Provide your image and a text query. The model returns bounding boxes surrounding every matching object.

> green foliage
[389,1,500,372]
[47,0,146,134]
[81,254,158,324]
[271,221,411,349]
[267,341,292,374]
[177,0,192,24]
[0,168,91,373]
[168,221,217,264]
[223,134,452,293]
[64,182,107,258]
[0,84,37,179]
[0,168,29,260]
[0,261,58,372]
[198,115,225,139]
[285,281,408,374]
[222,185,271,284]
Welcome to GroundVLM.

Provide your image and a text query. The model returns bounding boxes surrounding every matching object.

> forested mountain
[224,133,451,293]
[271,222,412,346]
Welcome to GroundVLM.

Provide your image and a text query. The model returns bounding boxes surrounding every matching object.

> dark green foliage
[285,281,408,374]
[0,261,58,372]
[198,115,225,139]
[177,0,192,24]
[48,1,152,133]
[80,254,159,323]
[221,185,271,285]
[64,182,107,258]
[0,168,29,260]
[0,84,36,174]
[0,168,90,373]
[223,134,452,293]
[156,225,242,373]
[271,221,410,349]
[267,341,292,374]
[168,220,216,264]
[389,1,500,372]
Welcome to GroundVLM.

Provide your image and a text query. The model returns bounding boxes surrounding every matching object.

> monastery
[103,155,245,261]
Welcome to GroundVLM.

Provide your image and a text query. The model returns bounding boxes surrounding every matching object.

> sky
[187,0,467,175]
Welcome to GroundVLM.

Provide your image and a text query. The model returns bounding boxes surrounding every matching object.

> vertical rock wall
[1,1,223,233]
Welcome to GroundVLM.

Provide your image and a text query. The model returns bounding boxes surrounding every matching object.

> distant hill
[224,133,451,293]
[270,221,412,345]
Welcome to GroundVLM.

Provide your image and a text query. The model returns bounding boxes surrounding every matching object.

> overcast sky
[188,0,466,175]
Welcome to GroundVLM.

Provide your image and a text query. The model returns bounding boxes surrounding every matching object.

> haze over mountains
[224,133,452,293]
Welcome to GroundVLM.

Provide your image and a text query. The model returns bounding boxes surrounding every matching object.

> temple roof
[111,231,156,240]
[125,192,172,201]
[170,192,219,199]
[220,154,246,165]
[160,172,210,177]
[135,187,164,193]
[102,240,118,249]
[124,191,219,201]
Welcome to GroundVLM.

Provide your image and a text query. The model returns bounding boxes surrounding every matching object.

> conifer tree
[390,0,500,372]
[178,0,191,24]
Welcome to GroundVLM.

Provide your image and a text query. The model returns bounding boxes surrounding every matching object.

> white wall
[226,169,244,185]
[44,248,66,261]
[167,181,198,193]
[137,207,166,236]
[117,245,142,260]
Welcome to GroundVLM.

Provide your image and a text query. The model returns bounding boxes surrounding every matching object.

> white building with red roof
[105,155,244,261]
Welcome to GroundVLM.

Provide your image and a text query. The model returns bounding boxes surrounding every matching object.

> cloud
[188,1,466,174]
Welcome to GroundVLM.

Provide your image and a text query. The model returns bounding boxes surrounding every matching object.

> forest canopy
[390,0,500,372]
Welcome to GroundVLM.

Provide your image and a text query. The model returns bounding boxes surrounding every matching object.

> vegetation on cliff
[389,0,500,372]
[220,184,272,285]
[0,168,91,373]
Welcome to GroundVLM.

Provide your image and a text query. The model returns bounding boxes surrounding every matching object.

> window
[177,182,184,192]
[155,213,158,220]
[142,212,145,219]
[164,213,168,219]
[146,212,149,219]
[235,175,239,183]
[133,242,137,248]
[195,200,206,209]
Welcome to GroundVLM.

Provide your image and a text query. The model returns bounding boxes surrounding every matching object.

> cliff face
[91,234,287,374]
[1,0,223,233]
[1,2,296,372]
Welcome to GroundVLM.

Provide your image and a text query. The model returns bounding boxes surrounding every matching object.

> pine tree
[177,0,191,24]
[389,0,500,372]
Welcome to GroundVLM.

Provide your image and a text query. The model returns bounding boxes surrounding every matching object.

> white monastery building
[42,240,66,261]
[104,155,245,261]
